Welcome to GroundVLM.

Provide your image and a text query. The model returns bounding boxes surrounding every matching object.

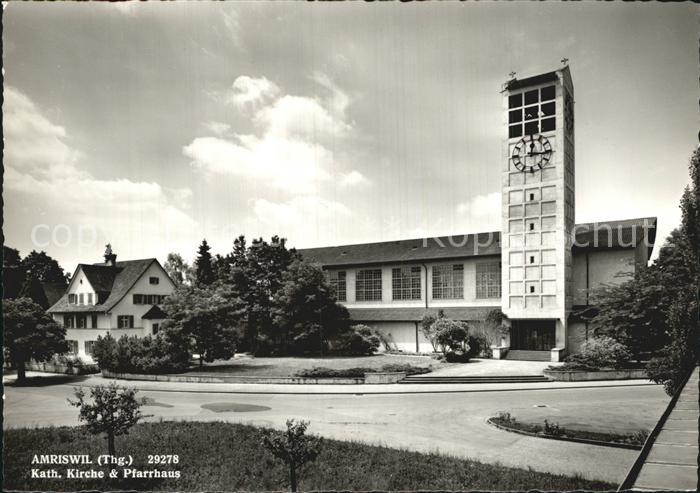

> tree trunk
[199,354,204,367]
[289,463,297,492]
[16,363,26,383]
[107,431,116,456]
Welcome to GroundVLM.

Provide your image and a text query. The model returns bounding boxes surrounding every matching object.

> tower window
[508,85,557,138]
[529,223,535,231]
[529,193,535,201]
[508,93,522,109]
[524,90,539,105]
[530,286,536,293]
[541,118,556,132]
[530,256,535,264]
[541,85,556,101]
[542,101,555,117]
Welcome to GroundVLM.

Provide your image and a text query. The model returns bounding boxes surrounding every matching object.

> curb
[66,379,658,396]
[486,417,643,450]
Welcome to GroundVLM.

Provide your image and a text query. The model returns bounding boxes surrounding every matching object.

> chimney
[104,243,117,267]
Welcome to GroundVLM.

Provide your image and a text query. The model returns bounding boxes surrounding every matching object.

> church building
[300,66,657,361]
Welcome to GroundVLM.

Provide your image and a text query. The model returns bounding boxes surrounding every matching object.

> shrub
[92,332,190,374]
[445,351,471,363]
[379,363,432,376]
[433,319,470,354]
[295,367,373,378]
[336,325,381,356]
[420,310,445,352]
[467,333,491,359]
[565,336,631,370]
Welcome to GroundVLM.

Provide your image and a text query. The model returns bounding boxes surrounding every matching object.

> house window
[68,294,77,304]
[328,271,347,302]
[84,340,96,356]
[476,262,502,299]
[392,266,422,301]
[67,340,79,355]
[91,314,98,328]
[508,85,556,138]
[117,315,134,328]
[149,277,160,285]
[356,269,383,302]
[63,315,74,328]
[133,294,166,305]
[432,264,464,300]
[76,315,87,328]
[87,293,93,305]
[152,323,160,335]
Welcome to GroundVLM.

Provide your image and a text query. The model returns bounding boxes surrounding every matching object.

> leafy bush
[335,325,381,356]
[379,363,432,376]
[433,319,470,353]
[444,351,471,363]
[420,310,445,352]
[295,367,373,378]
[563,336,631,370]
[92,332,191,374]
[467,333,491,359]
[295,364,431,379]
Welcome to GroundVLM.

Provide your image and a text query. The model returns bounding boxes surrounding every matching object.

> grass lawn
[4,421,615,491]
[184,353,444,377]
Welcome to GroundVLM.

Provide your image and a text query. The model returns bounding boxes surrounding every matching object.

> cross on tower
[561,58,569,65]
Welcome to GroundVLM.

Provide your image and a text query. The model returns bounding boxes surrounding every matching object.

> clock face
[511,134,553,173]
[565,93,574,133]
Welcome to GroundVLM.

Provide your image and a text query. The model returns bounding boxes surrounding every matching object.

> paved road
[4,378,668,484]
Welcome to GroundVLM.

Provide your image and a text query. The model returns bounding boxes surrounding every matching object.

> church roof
[48,258,159,313]
[299,217,657,268]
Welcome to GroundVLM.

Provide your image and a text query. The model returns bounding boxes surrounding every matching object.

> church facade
[300,66,657,361]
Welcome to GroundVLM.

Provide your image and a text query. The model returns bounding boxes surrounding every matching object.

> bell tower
[500,66,575,360]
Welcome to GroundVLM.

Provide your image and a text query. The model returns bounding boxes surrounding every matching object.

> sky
[3,2,698,272]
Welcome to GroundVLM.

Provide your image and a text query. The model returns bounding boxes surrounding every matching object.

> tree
[163,253,194,287]
[21,250,69,284]
[3,298,69,383]
[3,246,22,267]
[271,260,350,355]
[194,239,215,286]
[262,419,321,492]
[221,236,300,354]
[420,310,445,352]
[3,246,24,300]
[433,318,470,354]
[586,148,700,361]
[161,284,244,366]
[647,292,699,395]
[68,383,142,456]
[645,148,699,395]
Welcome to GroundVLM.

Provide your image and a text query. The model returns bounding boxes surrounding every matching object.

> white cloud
[456,192,501,232]
[251,196,352,246]
[3,86,197,262]
[184,135,331,194]
[339,170,370,188]
[185,74,356,195]
[202,121,232,137]
[228,76,279,109]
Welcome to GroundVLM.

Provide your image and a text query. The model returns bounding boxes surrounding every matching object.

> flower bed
[489,412,647,450]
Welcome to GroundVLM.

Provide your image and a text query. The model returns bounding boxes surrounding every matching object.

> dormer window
[149,277,160,285]
[68,294,77,304]
[87,293,93,305]
[79,293,84,305]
